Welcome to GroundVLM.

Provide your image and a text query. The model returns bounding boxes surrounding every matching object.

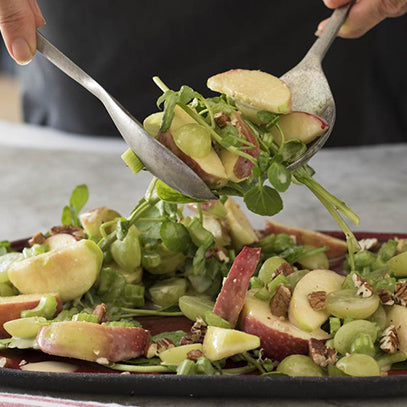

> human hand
[318,0,407,38]
[0,0,45,65]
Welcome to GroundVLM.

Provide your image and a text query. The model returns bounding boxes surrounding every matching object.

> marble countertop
[0,120,406,406]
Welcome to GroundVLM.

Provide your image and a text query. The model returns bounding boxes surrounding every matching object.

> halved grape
[258,256,288,284]
[367,305,387,331]
[276,355,325,377]
[297,246,329,270]
[334,320,378,355]
[173,123,212,158]
[325,289,379,319]
[388,251,407,277]
[178,295,214,321]
[336,354,381,376]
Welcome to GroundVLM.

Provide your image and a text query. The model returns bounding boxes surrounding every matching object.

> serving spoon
[283,2,353,171]
[36,32,216,200]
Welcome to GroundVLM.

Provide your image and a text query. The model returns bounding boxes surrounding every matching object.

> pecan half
[394,282,407,307]
[214,112,230,128]
[309,338,337,367]
[358,238,379,251]
[380,325,399,354]
[206,246,230,263]
[377,288,394,306]
[308,291,327,311]
[144,342,158,358]
[181,317,207,345]
[28,232,47,246]
[92,303,107,323]
[274,262,295,277]
[156,338,175,353]
[49,225,85,240]
[352,274,374,298]
[187,350,204,361]
[269,284,291,318]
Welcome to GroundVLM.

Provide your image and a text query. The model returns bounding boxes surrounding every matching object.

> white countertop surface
[0,119,406,406]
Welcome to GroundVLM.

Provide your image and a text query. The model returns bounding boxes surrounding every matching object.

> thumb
[0,0,42,65]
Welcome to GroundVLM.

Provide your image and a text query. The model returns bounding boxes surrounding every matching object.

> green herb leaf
[61,205,73,226]
[243,185,283,216]
[267,162,292,192]
[160,221,193,253]
[156,180,205,204]
[256,111,279,128]
[281,140,307,163]
[152,330,187,347]
[69,184,89,214]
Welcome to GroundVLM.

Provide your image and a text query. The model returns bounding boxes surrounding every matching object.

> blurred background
[0,0,406,145]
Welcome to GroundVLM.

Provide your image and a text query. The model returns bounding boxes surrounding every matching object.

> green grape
[327,365,348,377]
[204,311,231,329]
[276,355,325,377]
[258,256,288,284]
[334,320,378,355]
[173,123,212,158]
[0,282,17,297]
[143,111,163,137]
[178,295,214,321]
[367,305,387,331]
[286,269,310,290]
[388,251,407,277]
[336,354,381,376]
[0,252,23,283]
[376,351,407,370]
[325,289,380,319]
[149,277,187,307]
[297,245,329,270]
[111,225,141,272]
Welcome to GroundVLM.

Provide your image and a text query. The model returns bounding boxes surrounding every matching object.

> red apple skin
[240,314,309,360]
[37,321,150,363]
[213,246,261,327]
[228,112,260,180]
[0,294,62,338]
[157,131,227,189]
[265,220,347,259]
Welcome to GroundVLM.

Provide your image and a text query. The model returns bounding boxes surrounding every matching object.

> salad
[0,68,406,377]
[0,186,406,377]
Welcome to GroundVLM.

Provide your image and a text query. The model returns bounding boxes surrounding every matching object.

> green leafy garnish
[61,184,89,227]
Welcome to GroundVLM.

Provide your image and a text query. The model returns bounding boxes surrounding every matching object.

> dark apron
[16,0,407,145]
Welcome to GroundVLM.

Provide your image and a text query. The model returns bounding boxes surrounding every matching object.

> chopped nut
[377,289,394,306]
[28,232,46,246]
[181,317,207,345]
[352,274,374,298]
[144,342,158,358]
[206,246,230,263]
[396,238,407,254]
[309,338,337,367]
[187,350,204,361]
[49,225,85,240]
[156,338,175,353]
[214,112,230,128]
[0,357,12,368]
[308,291,327,311]
[92,303,107,323]
[19,360,27,367]
[380,325,399,354]
[274,262,295,277]
[394,282,407,307]
[269,284,291,318]
[358,238,379,251]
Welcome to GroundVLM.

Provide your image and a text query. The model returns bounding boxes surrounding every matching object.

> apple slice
[37,321,149,363]
[202,215,231,247]
[240,293,329,360]
[288,269,344,332]
[224,198,258,249]
[218,112,260,183]
[8,240,103,302]
[270,111,328,145]
[0,294,61,338]
[203,326,260,361]
[44,234,77,251]
[207,69,291,114]
[386,305,407,352]
[213,246,261,327]
[79,207,121,240]
[156,108,228,190]
[265,220,347,259]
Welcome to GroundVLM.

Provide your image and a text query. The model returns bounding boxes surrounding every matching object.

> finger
[0,0,37,64]
[28,0,45,28]
[322,0,352,9]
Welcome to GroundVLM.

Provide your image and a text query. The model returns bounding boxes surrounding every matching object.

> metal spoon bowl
[36,32,216,200]
[283,3,353,171]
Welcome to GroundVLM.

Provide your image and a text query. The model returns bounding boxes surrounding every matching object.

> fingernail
[11,38,33,65]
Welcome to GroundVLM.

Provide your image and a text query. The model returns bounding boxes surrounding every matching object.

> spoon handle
[36,31,104,99]
[306,1,354,62]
